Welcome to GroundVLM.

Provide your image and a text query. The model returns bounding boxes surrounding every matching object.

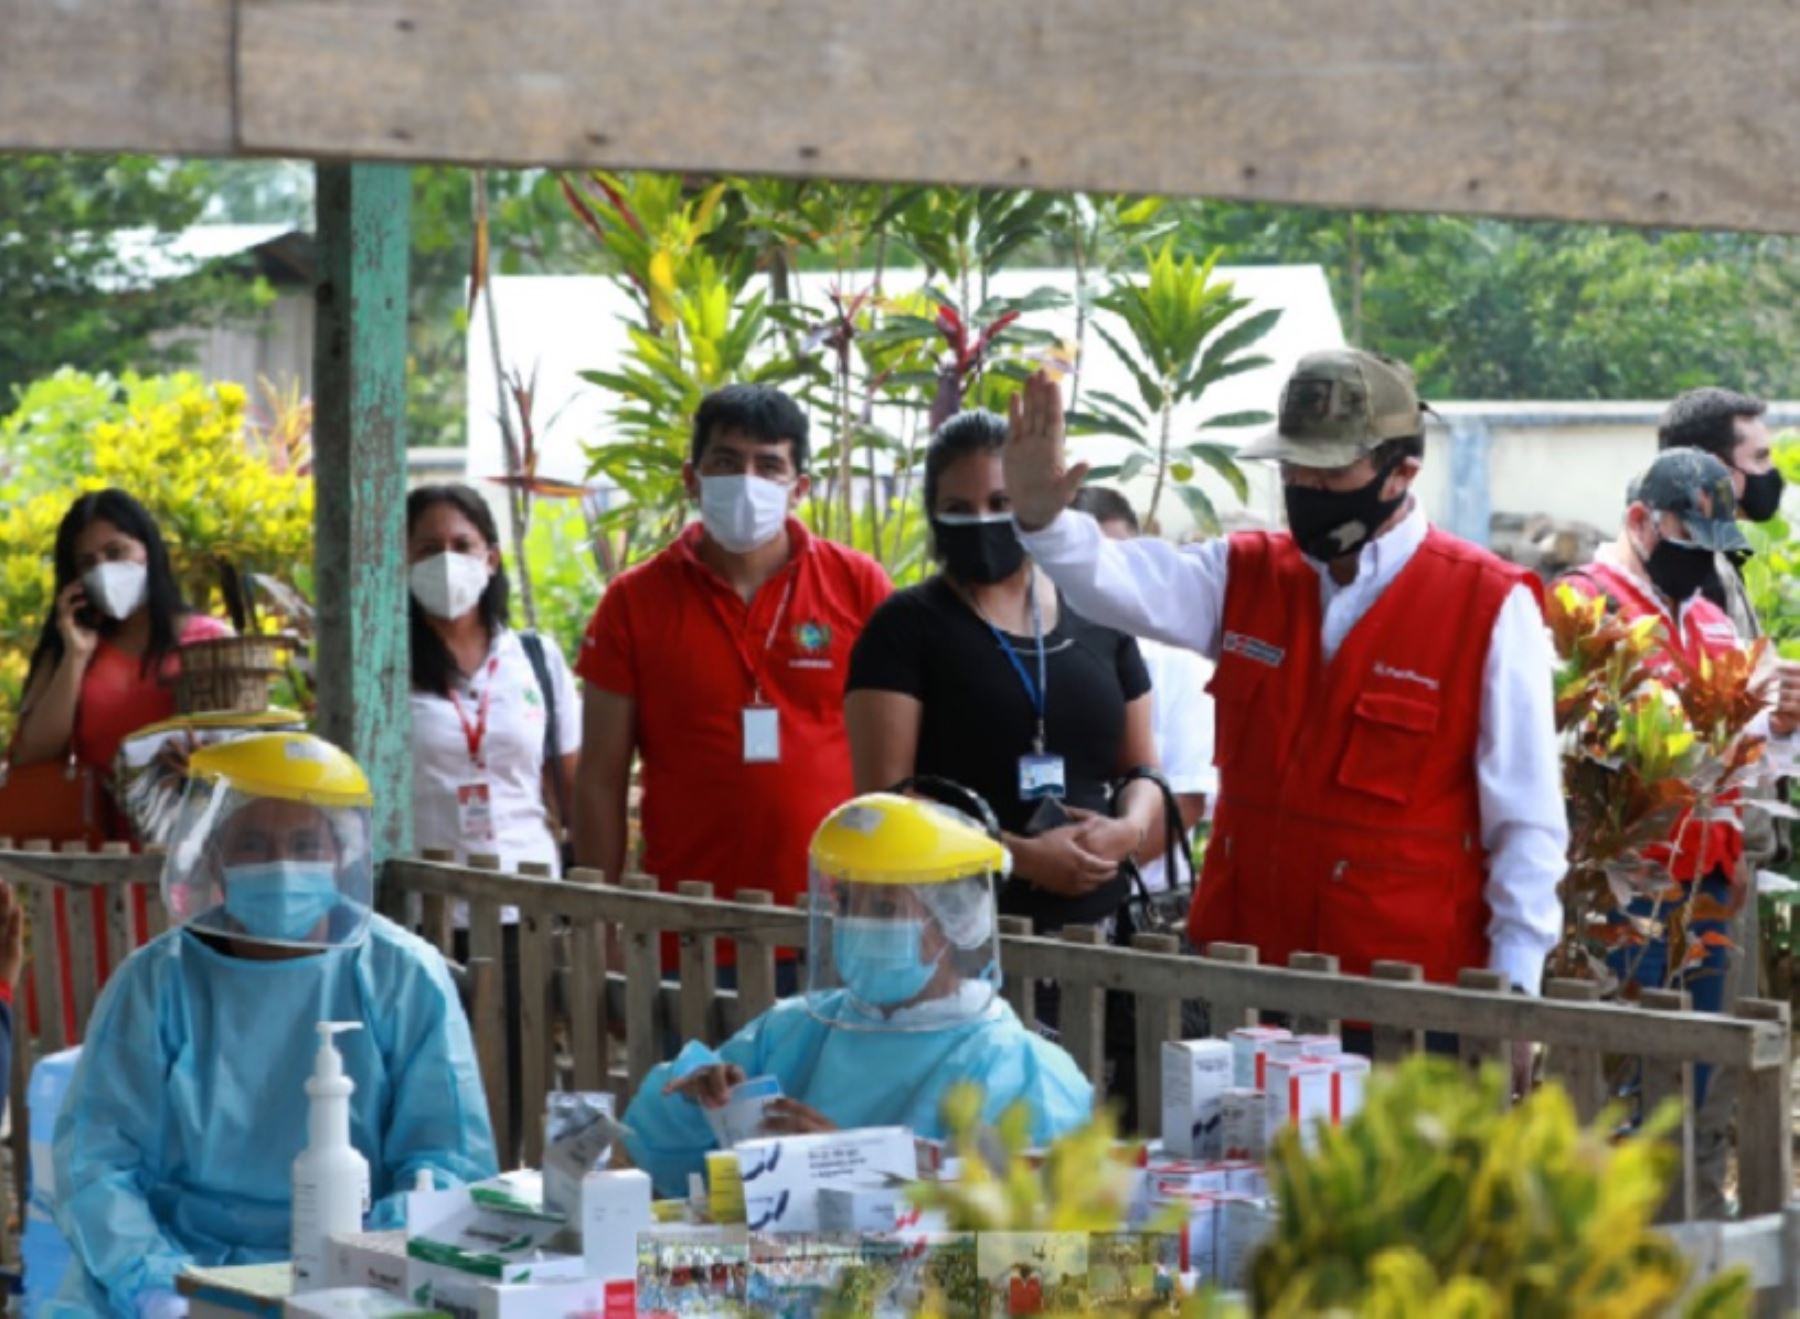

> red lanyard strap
[447,657,499,769]
[702,570,798,705]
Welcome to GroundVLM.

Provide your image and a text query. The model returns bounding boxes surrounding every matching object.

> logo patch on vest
[1372,662,1441,692]
[1223,631,1285,667]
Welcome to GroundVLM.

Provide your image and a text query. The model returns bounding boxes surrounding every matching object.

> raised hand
[1004,370,1088,532]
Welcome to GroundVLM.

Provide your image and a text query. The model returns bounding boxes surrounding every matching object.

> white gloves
[138,1288,190,1319]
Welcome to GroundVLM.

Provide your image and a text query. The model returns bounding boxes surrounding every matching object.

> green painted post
[311,163,413,862]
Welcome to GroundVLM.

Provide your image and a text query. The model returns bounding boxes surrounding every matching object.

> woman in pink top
[11,489,231,777]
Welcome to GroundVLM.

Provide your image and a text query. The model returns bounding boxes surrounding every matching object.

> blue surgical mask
[832,916,935,1007]
[224,861,339,943]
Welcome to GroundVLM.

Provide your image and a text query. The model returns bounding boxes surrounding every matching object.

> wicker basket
[173,635,289,715]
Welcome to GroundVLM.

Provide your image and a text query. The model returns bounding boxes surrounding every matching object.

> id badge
[1018,752,1067,801]
[742,705,781,764]
[456,781,496,842]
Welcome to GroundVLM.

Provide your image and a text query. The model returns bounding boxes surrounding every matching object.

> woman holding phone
[10,489,230,777]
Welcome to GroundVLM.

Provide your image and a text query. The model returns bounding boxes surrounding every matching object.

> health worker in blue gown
[50,733,497,1318]
[623,784,1093,1197]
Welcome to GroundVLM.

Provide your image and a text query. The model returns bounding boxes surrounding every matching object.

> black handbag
[1112,764,1197,944]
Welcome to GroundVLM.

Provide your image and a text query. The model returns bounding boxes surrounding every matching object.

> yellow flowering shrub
[0,373,313,746]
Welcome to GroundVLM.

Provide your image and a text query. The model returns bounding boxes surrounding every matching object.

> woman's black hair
[27,489,188,686]
[406,483,512,696]
[922,409,1010,518]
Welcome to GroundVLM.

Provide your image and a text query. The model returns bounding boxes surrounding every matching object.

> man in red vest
[1557,450,1800,1090]
[1002,352,1568,1004]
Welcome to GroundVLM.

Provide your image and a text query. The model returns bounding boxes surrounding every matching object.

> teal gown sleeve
[52,954,188,1314]
[623,1021,776,1198]
[364,941,499,1228]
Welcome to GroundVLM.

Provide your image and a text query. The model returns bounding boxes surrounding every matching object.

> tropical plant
[1058,194,1177,412]
[1071,242,1278,534]
[0,373,314,743]
[1546,582,1777,990]
[1253,1056,1748,1317]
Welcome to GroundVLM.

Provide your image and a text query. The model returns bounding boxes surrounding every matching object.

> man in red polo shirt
[573,384,890,982]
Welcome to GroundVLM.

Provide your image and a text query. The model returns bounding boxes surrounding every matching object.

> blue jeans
[1607,870,1732,1105]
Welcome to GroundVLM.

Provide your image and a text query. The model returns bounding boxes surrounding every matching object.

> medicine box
[1228,1026,1292,1089]
[283,1288,449,1317]
[734,1126,917,1233]
[326,1230,410,1295]
[1161,1039,1234,1158]
[1266,1056,1335,1151]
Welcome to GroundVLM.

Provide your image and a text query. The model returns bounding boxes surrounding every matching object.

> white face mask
[410,551,492,621]
[81,561,148,621]
[699,474,792,553]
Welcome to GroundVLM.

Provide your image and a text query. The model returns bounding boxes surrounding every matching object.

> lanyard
[446,657,499,770]
[983,577,1049,754]
[702,571,797,705]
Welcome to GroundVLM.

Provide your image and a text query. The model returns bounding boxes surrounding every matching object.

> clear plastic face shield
[161,778,374,951]
[806,868,1001,1029]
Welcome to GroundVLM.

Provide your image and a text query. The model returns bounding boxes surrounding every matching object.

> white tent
[465,264,1346,539]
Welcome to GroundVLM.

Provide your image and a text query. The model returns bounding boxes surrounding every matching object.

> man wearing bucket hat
[49,733,496,1318]
[1000,354,1568,1008]
[1557,451,1800,1089]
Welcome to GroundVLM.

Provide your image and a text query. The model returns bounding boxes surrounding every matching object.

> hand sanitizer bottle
[290,1021,371,1292]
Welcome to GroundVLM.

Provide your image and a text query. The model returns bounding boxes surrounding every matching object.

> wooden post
[675,881,720,1046]
[466,895,509,1168]
[1639,987,1695,1224]
[1133,933,1183,1139]
[733,890,778,1030]
[565,867,609,1092]
[998,916,1037,1031]
[1543,979,1606,1122]
[1454,968,1509,1097]
[1202,942,1258,1034]
[1287,952,1340,1035]
[312,161,413,864]
[1733,998,1793,1217]
[1368,961,1424,1063]
[622,876,661,1094]
[1058,927,1107,1089]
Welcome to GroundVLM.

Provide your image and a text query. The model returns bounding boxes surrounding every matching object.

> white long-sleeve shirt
[1018,504,1568,993]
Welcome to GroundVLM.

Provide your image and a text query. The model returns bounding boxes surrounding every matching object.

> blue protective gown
[50,914,497,1316]
[623,990,1093,1197]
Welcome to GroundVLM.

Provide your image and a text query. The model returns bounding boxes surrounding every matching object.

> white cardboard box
[404,1259,633,1319]
[734,1126,917,1233]
[817,1184,906,1235]
[284,1287,449,1317]
[579,1169,653,1281]
[1218,1089,1269,1161]
[1228,1027,1292,1089]
[1266,1056,1335,1151]
[1161,1040,1235,1158]
[326,1231,410,1295]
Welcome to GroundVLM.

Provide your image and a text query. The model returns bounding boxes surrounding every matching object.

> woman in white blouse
[407,483,582,1164]
[407,483,582,882]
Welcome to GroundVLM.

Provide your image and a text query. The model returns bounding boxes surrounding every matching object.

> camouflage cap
[1238,349,1426,469]
[1628,447,1750,553]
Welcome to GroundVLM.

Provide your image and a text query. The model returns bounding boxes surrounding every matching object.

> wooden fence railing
[1,844,1794,1300]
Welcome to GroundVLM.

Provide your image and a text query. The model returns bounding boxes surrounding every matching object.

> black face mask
[1737,467,1785,523]
[933,516,1027,585]
[1644,537,1725,609]
[1283,459,1409,563]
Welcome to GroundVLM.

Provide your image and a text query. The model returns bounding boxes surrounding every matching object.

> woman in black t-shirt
[845,410,1162,933]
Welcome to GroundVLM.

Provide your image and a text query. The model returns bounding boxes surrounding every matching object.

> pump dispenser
[291,1021,371,1292]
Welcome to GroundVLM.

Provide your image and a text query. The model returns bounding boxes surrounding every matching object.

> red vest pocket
[1336,690,1441,805]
